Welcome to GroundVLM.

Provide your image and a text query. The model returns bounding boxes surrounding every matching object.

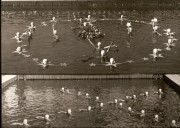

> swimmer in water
[77,91,82,97]
[41,22,48,26]
[127,26,133,37]
[152,26,162,36]
[15,46,22,53]
[97,42,102,51]
[11,119,31,127]
[27,22,36,32]
[140,91,149,96]
[126,22,131,28]
[164,28,175,38]
[153,114,159,124]
[50,17,57,23]
[79,106,93,112]
[100,50,106,62]
[107,99,118,104]
[171,120,179,127]
[120,15,124,24]
[58,109,73,118]
[154,88,164,94]
[60,87,65,93]
[85,93,91,99]
[140,110,145,118]
[27,30,32,45]
[41,59,48,68]
[151,17,158,27]
[152,48,162,61]
[127,107,135,116]
[132,95,137,100]
[12,32,23,43]
[36,114,51,125]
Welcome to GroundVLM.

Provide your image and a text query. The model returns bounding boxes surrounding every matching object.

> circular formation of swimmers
[10,12,178,70]
[11,87,179,127]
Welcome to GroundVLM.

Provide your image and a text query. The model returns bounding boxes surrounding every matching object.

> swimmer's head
[62,87,64,91]
[88,106,91,111]
[86,93,89,97]
[119,103,123,107]
[97,42,101,46]
[171,120,176,126]
[141,110,145,114]
[16,46,22,52]
[126,22,131,27]
[110,58,115,64]
[96,96,99,100]
[155,114,159,120]
[68,109,72,114]
[16,32,20,36]
[128,107,132,112]
[31,22,34,26]
[23,119,28,125]
[167,28,171,33]
[101,50,105,57]
[43,59,48,65]
[100,103,103,107]
[168,39,172,43]
[52,17,55,20]
[45,114,49,120]
[115,99,118,103]
[153,18,157,22]
[54,30,57,35]
[133,95,136,99]
[159,89,162,93]
[145,91,148,96]
[84,22,87,26]
[78,91,81,95]
[154,26,158,30]
[88,15,91,18]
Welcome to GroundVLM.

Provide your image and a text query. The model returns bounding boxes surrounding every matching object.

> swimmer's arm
[58,111,67,114]
[36,116,45,119]
[10,123,23,125]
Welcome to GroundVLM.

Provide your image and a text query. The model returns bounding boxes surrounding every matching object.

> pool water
[2,79,180,127]
[1,10,180,74]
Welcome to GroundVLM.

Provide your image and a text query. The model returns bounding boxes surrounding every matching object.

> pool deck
[2,75,17,89]
[164,74,180,92]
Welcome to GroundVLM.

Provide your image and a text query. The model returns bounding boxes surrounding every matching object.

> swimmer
[128,107,134,115]
[154,88,164,94]
[27,22,36,32]
[151,48,163,61]
[164,28,175,37]
[41,22,48,26]
[50,17,57,23]
[41,59,48,68]
[120,15,124,22]
[12,32,23,43]
[79,106,93,112]
[77,91,82,97]
[140,110,145,118]
[86,15,91,22]
[110,58,116,65]
[151,17,158,27]
[60,87,65,93]
[132,95,137,100]
[98,102,104,110]
[140,91,149,96]
[36,114,51,125]
[97,42,102,51]
[100,50,106,61]
[126,22,131,28]
[153,114,159,123]
[127,27,133,37]
[85,93,91,99]
[11,119,30,127]
[58,109,73,117]
[107,99,118,104]
[27,31,32,45]
[153,26,162,36]
[171,120,179,127]
[126,96,132,99]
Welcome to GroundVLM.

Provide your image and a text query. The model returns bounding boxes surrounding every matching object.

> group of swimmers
[12,87,179,127]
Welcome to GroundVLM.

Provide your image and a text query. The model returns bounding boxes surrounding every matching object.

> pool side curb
[164,74,180,93]
[2,75,17,89]
[18,74,163,80]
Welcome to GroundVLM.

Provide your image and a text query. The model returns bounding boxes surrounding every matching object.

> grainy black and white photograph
[1,0,180,128]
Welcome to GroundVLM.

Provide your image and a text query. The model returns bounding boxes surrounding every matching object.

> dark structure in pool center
[2,0,180,11]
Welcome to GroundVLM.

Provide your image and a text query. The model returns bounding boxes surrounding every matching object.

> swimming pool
[2,79,180,127]
[2,10,180,74]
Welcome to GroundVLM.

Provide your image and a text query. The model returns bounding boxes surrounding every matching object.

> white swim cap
[145,91,148,96]
[53,17,55,20]
[119,103,123,106]
[100,103,103,107]
[110,58,115,64]
[141,110,145,114]
[154,26,158,30]
[88,106,91,111]
[43,59,48,64]
[96,96,99,100]
[68,109,71,114]
[153,48,158,54]
[155,114,159,119]
[97,42,101,46]
[101,50,105,57]
[54,30,57,35]
[86,93,89,96]
[154,18,157,22]
[115,99,118,103]
[88,15,91,18]
[84,22,87,26]
[172,120,176,125]
[16,46,22,52]
[159,89,162,92]
[23,119,28,125]
[31,22,34,26]
[127,22,131,27]
[133,95,136,98]
[45,114,49,119]
[168,39,172,43]
[128,107,132,111]
[16,32,20,35]
[167,28,171,33]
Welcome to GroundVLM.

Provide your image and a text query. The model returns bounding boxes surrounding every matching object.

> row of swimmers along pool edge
[10,87,180,127]
[11,13,178,69]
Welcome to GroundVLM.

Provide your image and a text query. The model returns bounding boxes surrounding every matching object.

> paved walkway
[165,74,180,86]
[2,75,17,88]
